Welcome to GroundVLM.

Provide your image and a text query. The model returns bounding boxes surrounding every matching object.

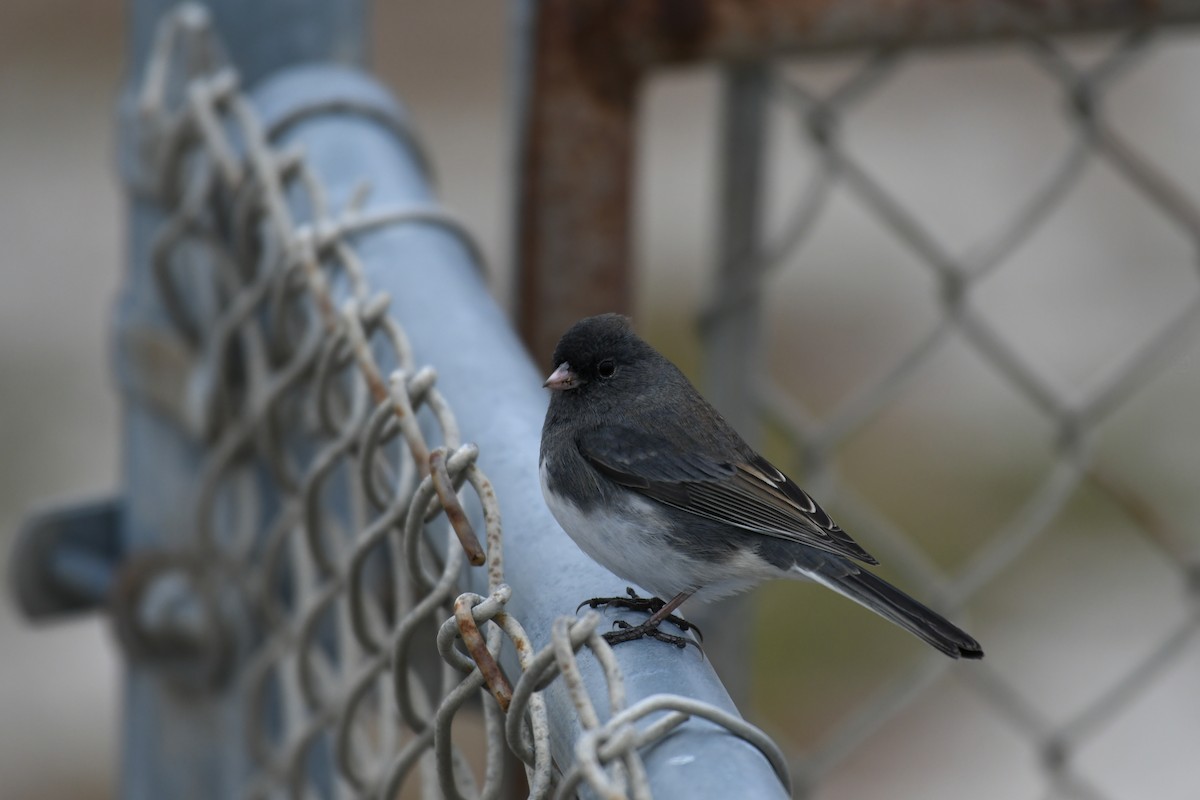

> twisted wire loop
[129,6,788,799]
[704,6,1200,797]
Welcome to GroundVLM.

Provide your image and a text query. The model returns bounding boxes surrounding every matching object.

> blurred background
[2,1,1198,799]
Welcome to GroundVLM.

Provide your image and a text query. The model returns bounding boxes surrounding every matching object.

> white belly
[539,460,690,598]
[539,460,778,602]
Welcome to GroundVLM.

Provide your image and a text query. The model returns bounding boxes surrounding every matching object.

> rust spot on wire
[454,595,513,711]
[390,372,431,478]
[430,449,486,566]
[511,625,533,660]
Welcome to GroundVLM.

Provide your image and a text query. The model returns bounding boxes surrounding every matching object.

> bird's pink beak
[543,362,577,391]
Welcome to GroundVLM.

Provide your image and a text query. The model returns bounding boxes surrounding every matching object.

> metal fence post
[705,62,770,440]
[693,61,773,715]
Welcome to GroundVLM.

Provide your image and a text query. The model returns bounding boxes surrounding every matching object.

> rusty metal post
[511,0,640,363]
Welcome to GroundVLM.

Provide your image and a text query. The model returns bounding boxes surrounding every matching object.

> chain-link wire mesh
[699,10,1200,800]
[120,6,790,799]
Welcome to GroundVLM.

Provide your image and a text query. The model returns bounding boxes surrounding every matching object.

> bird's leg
[582,589,700,649]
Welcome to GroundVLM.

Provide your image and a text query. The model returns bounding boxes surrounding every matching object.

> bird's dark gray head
[543,314,664,406]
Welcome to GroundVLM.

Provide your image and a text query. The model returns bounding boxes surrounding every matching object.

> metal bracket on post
[10,496,124,621]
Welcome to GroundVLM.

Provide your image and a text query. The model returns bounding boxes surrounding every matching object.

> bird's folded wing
[577,427,878,565]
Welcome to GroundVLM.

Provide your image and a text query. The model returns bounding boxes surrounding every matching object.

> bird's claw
[576,587,704,642]
[607,623,688,649]
[603,619,700,650]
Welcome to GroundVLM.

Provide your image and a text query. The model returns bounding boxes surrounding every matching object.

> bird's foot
[579,587,704,647]
[602,618,698,649]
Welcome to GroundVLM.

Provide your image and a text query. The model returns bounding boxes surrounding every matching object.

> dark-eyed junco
[539,313,983,659]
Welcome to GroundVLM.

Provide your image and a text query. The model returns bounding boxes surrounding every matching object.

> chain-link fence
[695,13,1200,800]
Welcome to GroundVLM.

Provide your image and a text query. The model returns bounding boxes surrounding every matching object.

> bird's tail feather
[799,564,984,659]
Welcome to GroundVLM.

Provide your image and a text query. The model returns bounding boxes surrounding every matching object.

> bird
[538,313,983,659]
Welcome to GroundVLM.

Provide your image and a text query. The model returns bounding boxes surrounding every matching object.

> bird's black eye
[597,358,616,378]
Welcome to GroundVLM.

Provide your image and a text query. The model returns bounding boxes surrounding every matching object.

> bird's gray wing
[577,426,878,565]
